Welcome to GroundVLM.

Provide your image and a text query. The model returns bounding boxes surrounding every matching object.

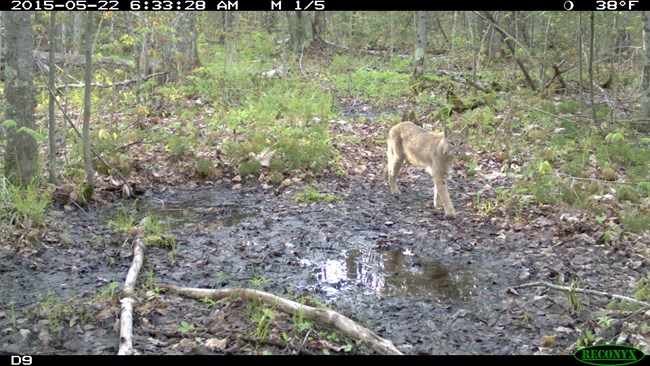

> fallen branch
[122,237,145,297]
[556,172,639,186]
[118,297,136,355]
[158,284,403,355]
[34,50,134,67]
[513,281,650,308]
[54,72,168,90]
[431,69,491,94]
[118,236,146,355]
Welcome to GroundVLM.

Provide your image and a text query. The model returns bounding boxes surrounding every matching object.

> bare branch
[514,281,650,308]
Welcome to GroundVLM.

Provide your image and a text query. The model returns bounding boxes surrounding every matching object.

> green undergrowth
[295,185,342,203]
[0,177,51,228]
[480,96,650,235]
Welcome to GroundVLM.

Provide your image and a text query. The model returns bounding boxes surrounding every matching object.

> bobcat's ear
[460,126,468,138]
[444,126,452,137]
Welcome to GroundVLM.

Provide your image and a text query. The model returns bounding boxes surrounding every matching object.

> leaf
[17,127,46,143]
[98,129,110,140]
[204,338,227,351]
[2,119,17,128]
[538,161,552,175]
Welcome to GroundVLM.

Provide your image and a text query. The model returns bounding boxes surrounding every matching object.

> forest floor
[1,108,648,356]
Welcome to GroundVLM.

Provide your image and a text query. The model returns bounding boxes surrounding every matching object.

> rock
[19,329,31,340]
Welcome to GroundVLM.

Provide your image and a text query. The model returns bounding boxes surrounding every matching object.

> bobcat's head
[443,127,469,157]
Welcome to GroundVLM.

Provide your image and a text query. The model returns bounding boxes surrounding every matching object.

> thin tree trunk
[83,11,95,197]
[579,13,584,102]
[469,12,478,89]
[48,12,58,184]
[641,11,650,122]
[589,11,597,122]
[539,16,553,94]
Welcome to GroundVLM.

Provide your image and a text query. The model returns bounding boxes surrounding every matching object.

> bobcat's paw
[444,212,456,220]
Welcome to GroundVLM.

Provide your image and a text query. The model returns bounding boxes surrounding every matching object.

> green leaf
[2,119,17,128]
[538,161,552,175]
[17,126,46,143]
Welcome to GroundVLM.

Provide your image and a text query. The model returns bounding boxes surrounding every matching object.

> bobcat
[384,122,468,219]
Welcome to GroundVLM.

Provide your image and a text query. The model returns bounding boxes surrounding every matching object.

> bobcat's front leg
[434,178,456,219]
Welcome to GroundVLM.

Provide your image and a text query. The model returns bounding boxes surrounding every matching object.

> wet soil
[1,120,648,355]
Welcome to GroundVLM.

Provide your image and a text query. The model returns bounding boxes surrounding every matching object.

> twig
[556,172,639,185]
[510,98,576,124]
[104,137,167,156]
[514,281,650,307]
[296,328,312,355]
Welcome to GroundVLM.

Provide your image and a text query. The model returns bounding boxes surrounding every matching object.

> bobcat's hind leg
[386,142,403,195]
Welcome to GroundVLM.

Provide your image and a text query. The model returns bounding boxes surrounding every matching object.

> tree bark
[413,11,428,80]
[485,12,502,60]
[286,12,313,53]
[3,12,37,186]
[173,12,201,73]
[312,12,327,41]
[589,12,597,122]
[83,11,95,197]
[641,11,650,122]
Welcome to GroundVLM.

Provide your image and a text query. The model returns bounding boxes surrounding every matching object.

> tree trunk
[579,13,584,97]
[312,12,327,40]
[641,11,650,126]
[173,12,201,73]
[589,12,597,122]
[482,11,536,91]
[3,12,37,186]
[413,11,428,80]
[48,12,58,184]
[73,12,83,52]
[485,12,503,60]
[286,12,313,53]
[83,11,95,197]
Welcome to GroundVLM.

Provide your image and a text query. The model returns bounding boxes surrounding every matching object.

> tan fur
[384,122,468,219]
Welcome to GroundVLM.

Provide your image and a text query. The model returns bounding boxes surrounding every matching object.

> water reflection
[319,249,474,301]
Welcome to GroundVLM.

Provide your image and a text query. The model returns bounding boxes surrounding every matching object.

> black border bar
[4,0,650,11]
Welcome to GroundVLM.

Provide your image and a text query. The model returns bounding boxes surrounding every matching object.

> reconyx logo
[574,344,645,366]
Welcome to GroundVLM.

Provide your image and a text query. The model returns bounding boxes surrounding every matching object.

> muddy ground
[1,121,649,355]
